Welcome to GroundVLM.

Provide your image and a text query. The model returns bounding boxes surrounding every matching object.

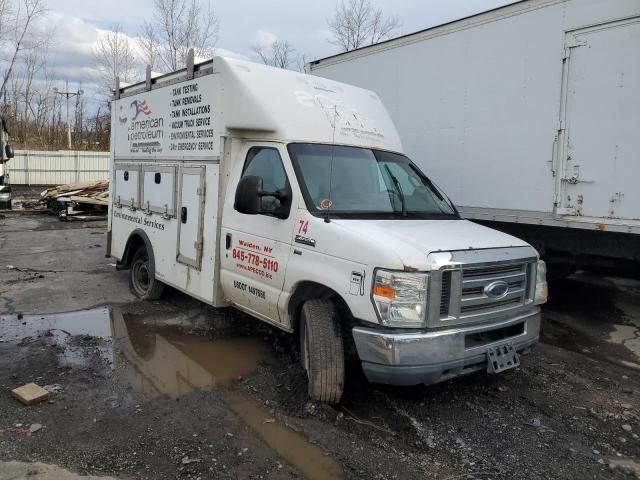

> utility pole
[53,81,84,150]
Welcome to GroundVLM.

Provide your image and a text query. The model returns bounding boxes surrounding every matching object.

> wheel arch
[118,229,156,276]
[287,281,354,335]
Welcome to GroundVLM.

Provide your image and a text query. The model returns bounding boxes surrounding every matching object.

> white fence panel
[8,150,110,185]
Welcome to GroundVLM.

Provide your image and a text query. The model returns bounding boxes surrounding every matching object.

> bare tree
[138,0,219,72]
[0,0,48,100]
[327,0,400,52]
[20,49,44,122]
[252,40,301,70]
[296,53,309,73]
[138,21,159,71]
[93,24,137,97]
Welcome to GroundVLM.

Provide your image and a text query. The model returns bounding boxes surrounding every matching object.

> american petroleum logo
[118,99,152,124]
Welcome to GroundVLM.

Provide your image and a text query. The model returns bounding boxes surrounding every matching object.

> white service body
[108,56,546,389]
[309,0,640,265]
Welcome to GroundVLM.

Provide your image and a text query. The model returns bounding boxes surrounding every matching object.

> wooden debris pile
[40,180,109,220]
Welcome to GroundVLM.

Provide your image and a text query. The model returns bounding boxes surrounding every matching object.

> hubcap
[134,260,150,292]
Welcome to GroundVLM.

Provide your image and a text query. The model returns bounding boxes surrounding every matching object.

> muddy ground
[1,210,639,480]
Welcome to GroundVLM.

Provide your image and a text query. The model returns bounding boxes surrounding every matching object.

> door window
[239,147,290,216]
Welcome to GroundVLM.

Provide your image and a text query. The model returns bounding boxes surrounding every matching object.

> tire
[300,299,344,404]
[129,246,164,300]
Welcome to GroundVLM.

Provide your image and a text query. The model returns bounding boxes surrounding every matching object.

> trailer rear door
[558,18,640,220]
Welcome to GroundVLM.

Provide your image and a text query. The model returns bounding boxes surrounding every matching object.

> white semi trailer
[309,0,640,276]
[107,53,548,403]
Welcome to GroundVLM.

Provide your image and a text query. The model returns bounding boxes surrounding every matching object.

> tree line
[1,0,399,151]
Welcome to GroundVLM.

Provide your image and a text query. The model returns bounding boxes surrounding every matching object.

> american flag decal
[137,100,151,115]
[130,99,152,120]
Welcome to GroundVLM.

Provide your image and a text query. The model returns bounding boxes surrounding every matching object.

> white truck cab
[107,52,547,403]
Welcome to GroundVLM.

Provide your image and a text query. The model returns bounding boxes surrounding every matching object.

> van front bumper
[352,308,540,386]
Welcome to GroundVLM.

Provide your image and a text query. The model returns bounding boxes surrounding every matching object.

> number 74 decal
[295,220,316,247]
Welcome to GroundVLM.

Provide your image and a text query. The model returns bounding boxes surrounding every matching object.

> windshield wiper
[384,165,407,217]
[407,163,449,205]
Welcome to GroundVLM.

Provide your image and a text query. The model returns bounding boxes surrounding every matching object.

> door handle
[226,233,232,250]
[181,206,187,223]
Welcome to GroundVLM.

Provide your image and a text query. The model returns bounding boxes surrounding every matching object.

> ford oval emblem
[484,281,509,299]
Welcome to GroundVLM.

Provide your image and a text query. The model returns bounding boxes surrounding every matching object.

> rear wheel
[129,247,164,300]
[300,299,344,404]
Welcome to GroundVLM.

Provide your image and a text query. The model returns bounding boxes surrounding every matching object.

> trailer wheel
[129,247,164,300]
[300,299,344,404]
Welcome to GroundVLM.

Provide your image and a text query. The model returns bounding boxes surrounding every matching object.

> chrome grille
[461,295,522,313]
[462,264,524,278]
[459,262,529,318]
[427,247,538,328]
[440,271,451,316]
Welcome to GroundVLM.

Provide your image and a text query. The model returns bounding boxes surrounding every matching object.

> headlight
[534,260,548,305]
[372,269,428,327]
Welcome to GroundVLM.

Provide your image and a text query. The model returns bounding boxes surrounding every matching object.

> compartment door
[558,19,640,219]
[142,165,177,217]
[177,166,205,269]
[114,163,140,208]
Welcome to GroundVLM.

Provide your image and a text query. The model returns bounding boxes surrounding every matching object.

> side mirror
[235,175,263,215]
[5,144,13,160]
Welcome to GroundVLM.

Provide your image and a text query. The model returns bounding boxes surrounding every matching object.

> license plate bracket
[486,343,520,374]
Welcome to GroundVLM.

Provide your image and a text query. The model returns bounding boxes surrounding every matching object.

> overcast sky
[41,0,516,110]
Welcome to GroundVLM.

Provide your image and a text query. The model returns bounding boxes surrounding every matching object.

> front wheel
[129,247,164,300]
[300,299,344,404]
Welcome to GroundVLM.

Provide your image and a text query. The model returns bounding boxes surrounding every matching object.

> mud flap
[486,343,520,374]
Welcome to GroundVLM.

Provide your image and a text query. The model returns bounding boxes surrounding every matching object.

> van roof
[115,56,403,155]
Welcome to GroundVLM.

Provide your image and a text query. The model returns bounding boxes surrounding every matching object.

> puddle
[111,311,345,479]
[542,315,640,371]
[0,307,345,480]
[609,324,640,358]
[0,308,344,480]
[543,275,640,369]
[112,312,273,397]
[0,308,112,366]
[112,312,344,480]
[0,308,112,340]
[0,461,119,480]
[224,390,344,480]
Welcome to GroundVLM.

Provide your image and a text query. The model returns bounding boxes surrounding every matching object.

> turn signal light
[373,284,395,299]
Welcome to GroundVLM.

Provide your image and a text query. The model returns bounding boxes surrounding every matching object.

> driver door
[220,143,296,326]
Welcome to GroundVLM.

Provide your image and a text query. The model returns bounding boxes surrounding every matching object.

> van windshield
[287,143,458,219]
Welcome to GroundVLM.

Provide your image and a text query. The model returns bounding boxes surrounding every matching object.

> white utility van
[107,52,548,403]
